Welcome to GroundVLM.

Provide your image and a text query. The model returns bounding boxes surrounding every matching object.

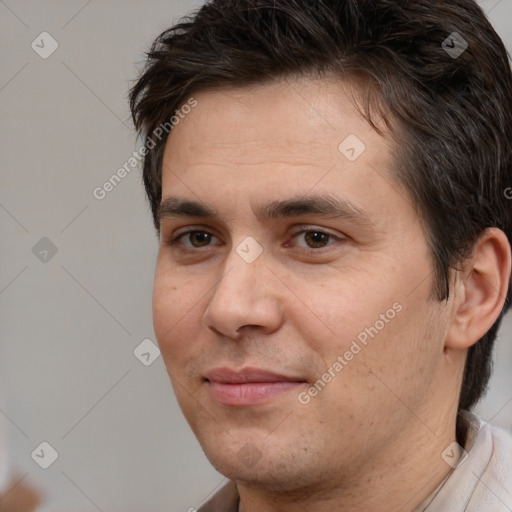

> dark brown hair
[129,0,512,413]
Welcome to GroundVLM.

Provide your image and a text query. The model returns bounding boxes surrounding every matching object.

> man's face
[153,77,456,490]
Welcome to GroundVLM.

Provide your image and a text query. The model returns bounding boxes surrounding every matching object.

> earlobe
[445,228,511,350]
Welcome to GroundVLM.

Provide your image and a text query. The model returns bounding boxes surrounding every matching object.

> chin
[199,433,269,475]
[205,449,330,497]
[199,437,300,485]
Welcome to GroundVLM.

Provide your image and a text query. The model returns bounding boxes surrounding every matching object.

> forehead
[159,76,407,230]
[163,76,391,172]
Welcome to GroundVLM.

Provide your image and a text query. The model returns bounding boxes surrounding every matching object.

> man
[129,0,512,510]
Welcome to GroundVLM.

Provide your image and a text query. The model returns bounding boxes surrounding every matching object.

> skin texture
[152,77,511,511]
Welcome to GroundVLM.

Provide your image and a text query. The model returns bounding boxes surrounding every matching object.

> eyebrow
[157,194,374,227]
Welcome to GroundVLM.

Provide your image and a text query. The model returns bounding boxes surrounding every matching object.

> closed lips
[204,367,307,406]
[204,367,307,384]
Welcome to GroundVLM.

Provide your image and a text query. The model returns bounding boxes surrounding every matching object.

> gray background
[0,1,511,510]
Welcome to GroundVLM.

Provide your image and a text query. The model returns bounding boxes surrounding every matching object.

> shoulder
[486,421,512,483]
[466,418,512,511]
[422,413,512,512]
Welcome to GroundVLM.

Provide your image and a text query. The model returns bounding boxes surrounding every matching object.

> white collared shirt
[415,413,512,511]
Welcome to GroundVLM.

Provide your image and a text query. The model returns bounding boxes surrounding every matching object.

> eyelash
[166,227,344,252]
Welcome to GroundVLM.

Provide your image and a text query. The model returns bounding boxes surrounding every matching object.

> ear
[445,228,511,350]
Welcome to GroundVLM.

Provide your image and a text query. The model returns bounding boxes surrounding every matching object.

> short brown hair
[129,0,512,413]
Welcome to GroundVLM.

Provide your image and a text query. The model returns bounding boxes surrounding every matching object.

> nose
[201,245,284,340]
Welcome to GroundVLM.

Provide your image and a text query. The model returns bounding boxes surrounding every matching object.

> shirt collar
[414,411,491,511]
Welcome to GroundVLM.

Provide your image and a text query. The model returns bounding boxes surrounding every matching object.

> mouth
[204,367,307,406]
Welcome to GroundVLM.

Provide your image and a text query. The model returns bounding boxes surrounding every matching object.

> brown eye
[289,228,342,250]
[187,231,212,247]
[303,231,332,249]
[170,230,219,248]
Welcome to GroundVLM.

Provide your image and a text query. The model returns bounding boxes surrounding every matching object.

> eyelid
[167,227,221,247]
[162,223,217,238]
[286,225,345,248]
[289,224,344,238]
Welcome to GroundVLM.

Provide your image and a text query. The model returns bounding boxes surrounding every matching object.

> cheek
[298,272,397,356]
[328,295,445,421]
[152,266,203,367]
[152,270,175,340]
[299,271,436,396]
